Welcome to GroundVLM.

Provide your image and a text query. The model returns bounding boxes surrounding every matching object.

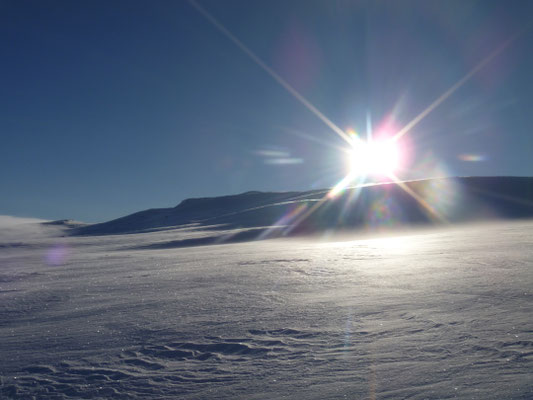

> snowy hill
[2,207,533,399]
[74,177,533,241]
[2,179,533,399]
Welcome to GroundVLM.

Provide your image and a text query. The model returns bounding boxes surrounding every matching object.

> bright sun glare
[349,138,399,177]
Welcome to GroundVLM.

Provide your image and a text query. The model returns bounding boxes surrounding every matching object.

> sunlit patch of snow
[1,219,532,398]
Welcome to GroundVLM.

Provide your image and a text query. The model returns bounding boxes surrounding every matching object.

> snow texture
[1,177,533,399]
[1,217,533,398]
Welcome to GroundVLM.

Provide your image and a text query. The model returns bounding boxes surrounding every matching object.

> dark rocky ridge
[73,177,533,239]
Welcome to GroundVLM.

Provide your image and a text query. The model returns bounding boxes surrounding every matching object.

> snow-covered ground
[1,218,532,399]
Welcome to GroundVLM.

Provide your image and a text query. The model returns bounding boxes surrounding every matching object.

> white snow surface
[1,220,532,399]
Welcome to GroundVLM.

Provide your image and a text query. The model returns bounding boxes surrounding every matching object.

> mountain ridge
[72,176,533,238]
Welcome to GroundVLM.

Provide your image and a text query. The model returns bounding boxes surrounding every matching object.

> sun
[348,138,399,177]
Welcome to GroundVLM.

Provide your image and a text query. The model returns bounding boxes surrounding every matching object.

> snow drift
[1,214,532,398]
[1,178,533,399]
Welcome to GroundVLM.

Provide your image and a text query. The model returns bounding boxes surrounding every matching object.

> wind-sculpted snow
[1,219,532,398]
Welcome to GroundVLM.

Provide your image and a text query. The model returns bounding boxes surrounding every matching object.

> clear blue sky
[2,0,532,222]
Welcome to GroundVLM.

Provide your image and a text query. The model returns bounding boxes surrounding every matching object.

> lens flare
[458,153,486,162]
[188,0,531,240]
